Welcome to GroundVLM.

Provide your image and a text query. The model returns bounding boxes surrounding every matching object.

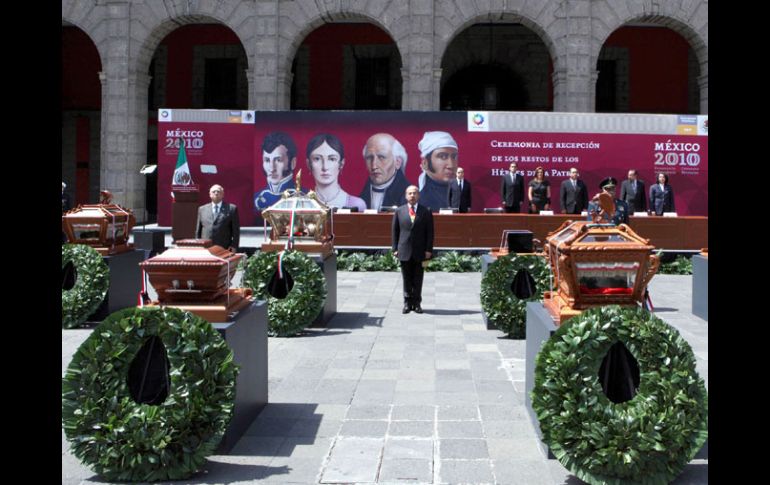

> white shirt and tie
[212,203,222,217]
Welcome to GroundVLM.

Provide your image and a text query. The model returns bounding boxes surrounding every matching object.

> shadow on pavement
[558,462,708,485]
[235,402,332,455]
[326,312,385,330]
[422,309,480,316]
[191,463,291,484]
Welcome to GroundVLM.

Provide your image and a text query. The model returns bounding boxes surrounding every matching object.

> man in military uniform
[587,177,629,225]
[254,132,297,211]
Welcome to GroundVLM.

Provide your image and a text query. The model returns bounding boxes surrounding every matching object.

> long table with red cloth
[331,213,707,251]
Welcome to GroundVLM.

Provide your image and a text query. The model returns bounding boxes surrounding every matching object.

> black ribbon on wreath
[510,269,536,299]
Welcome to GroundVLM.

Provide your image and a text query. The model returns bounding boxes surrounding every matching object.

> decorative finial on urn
[100,190,113,205]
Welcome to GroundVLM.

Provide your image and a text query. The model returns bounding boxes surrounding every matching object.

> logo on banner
[227,111,256,124]
[159,109,172,122]
[697,115,708,136]
[468,112,489,132]
[163,129,205,154]
[676,115,698,135]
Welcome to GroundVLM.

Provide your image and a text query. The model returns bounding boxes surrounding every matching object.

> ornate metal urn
[62,191,136,255]
[543,221,659,324]
[261,182,334,255]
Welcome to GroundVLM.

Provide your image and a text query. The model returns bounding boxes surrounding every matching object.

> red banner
[157,110,707,226]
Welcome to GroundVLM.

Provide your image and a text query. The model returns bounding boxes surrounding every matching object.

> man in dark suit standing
[392,185,434,314]
[359,133,411,211]
[619,169,646,214]
[501,162,525,212]
[196,184,240,251]
[447,167,471,213]
[559,167,589,214]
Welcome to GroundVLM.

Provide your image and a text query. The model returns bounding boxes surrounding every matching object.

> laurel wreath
[479,254,551,337]
[532,305,708,484]
[242,250,327,337]
[62,244,110,328]
[62,307,238,482]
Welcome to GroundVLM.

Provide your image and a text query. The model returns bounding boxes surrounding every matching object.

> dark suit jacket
[649,184,675,215]
[359,170,410,211]
[501,172,525,210]
[391,203,434,262]
[559,179,589,214]
[620,179,646,213]
[196,202,240,249]
[447,179,472,213]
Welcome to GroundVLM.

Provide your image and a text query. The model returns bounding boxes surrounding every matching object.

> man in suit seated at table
[196,184,240,252]
[447,167,472,213]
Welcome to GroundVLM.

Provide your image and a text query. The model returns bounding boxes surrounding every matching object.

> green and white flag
[172,138,193,186]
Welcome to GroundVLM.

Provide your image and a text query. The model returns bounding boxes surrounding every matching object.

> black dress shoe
[413,304,423,314]
[402,304,411,314]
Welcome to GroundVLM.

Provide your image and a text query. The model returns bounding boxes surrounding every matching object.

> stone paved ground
[62,272,708,484]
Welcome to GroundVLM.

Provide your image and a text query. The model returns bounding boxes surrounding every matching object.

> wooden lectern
[171,185,200,241]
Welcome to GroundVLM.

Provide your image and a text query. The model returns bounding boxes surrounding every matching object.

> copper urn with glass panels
[261,187,334,256]
[61,192,136,255]
[543,221,659,325]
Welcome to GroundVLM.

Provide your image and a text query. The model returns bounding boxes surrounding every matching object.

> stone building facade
[61,0,708,217]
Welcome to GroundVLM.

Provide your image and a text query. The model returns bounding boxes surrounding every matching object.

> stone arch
[277,7,409,109]
[61,17,107,70]
[131,11,254,80]
[435,9,559,78]
[591,2,707,112]
[592,14,707,74]
[61,18,105,207]
[589,6,708,113]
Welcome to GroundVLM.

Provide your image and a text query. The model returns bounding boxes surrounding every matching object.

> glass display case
[261,188,334,256]
[543,221,659,324]
[62,197,136,255]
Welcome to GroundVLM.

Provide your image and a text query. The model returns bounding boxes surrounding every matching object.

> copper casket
[543,221,659,324]
[261,189,334,255]
[139,244,252,321]
[62,203,136,255]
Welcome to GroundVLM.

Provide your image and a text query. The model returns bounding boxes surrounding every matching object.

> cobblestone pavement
[62,272,708,484]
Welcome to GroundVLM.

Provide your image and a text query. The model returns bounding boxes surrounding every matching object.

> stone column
[252,0,282,109]
[698,73,708,114]
[98,1,149,217]
[551,68,568,112]
[245,68,255,109]
[554,0,594,112]
[402,0,434,111]
[432,68,443,109]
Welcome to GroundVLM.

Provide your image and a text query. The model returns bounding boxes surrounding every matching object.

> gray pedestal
[309,252,337,328]
[88,250,146,322]
[481,254,498,330]
[213,300,269,453]
[481,253,497,275]
[132,229,166,255]
[524,302,559,459]
[692,255,708,321]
